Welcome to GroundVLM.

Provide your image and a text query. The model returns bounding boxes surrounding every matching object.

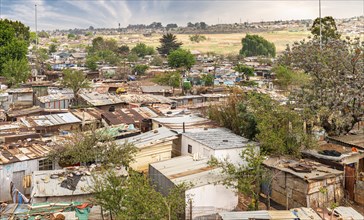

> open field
[114,31,311,55]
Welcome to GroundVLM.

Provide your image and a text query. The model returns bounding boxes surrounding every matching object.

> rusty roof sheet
[263,157,343,182]
[0,140,51,165]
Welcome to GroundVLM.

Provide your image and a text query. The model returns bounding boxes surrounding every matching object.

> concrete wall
[185,184,238,220]
[0,158,59,202]
[181,135,245,165]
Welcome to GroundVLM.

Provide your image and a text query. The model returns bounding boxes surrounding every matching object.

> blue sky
[0,0,363,30]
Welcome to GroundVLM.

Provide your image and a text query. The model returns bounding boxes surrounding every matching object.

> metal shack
[263,157,344,209]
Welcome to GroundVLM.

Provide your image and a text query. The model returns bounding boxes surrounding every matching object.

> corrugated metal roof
[335,206,364,220]
[150,156,227,187]
[117,127,177,149]
[21,113,81,127]
[183,128,257,150]
[291,207,322,220]
[0,140,51,165]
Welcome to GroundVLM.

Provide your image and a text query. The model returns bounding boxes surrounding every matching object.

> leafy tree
[48,129,137,167]
[273,65,309,92]
[132,64,149,75]
[167,49,195,70]
[153,72,181,89]
[127,53,139,62]
[209,146,264,211]
[38,31,49,38]
[0,19,29,75]
[201,73,214,86]
[240,34,276,57]
[182,81,192,93]
[131,43,155,58]
[90,37,118,53]
[90,170,187,220]
[278,38,364,135]
[310,16,341,43]
[86,56,98,71]
[2,58,30,87]
[150,56,164,66]
[208,90,315,156]
[117,45,130,56]
[166,23,178,30]
[67,33,76,39]
[234,64,254,80]
[60,69,91,104]
[157,33,182,55]
[48,44,57,54]
[189,34,207,43]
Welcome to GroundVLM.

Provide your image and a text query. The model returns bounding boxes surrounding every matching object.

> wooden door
[12,171,25,194]
[345,165,356,200]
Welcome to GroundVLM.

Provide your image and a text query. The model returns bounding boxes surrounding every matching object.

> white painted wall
[181,135,247,165]
[0,158,59,202]
[185,184,238,219]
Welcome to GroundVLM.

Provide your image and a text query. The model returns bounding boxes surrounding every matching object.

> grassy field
[114,31,311,55]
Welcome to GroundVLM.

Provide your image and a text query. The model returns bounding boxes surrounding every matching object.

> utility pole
[0,0,2,19]
[319,0,322,50]
[35,4,38,49]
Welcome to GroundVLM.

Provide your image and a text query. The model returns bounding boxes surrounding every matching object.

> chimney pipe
[183,122,185,133]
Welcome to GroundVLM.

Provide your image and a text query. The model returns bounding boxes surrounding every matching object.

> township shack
[31,166,128,203]
[0,140,55,202]
[180,128,258,165]
[302,141,364,205]
[116,127,178,172]
[149,156,238,220]
[263,157,344,209]
[219,210,298,220]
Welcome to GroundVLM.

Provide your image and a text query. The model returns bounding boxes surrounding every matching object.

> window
[188,144,192,154]
[39,159,54,171]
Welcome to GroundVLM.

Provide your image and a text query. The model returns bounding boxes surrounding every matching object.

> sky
[0,0,363,30]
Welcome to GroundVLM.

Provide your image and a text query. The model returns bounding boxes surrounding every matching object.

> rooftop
[263,157,343,182]
[117,127,177,149]
[328,134,364,149]
[219,210,297,220]
[150,156,226,187]
[20,112,81,128]
[141,85,173,93]
[152,115,218,132]
[0,140,51,165]
[183,128,256,150]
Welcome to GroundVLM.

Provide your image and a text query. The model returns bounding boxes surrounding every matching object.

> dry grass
[112,31,311,55]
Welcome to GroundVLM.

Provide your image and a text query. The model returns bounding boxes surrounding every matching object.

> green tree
[117,45,130,56]
[182,81,192,93]
[67,33,76,39]
[150,56,164,66]
[48,129,137,167]
[234,64,254,80]
[208,90,315,156]
[278,38,364,135]
[273,65,309,92]
[153,72,181,89]
[48,44,57,54]
[91,170,187,220]
[157,33,182,55]
[2,58,30,87]
[132,64,149,75]
[60,69,91,104]
[131,43,155,58]
[0,19,29,75]
[127,53,139,62]
[38,31,49,38]
[310,16,341,43]
[209,146,265,211]
[86,56,98,71]
[167,49,195,70]
[189,34,207,43]
[240,34,276,57]
[201,73,214,86]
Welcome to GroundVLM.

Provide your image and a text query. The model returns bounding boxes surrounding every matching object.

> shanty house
[140,86,173,97]
[0,140,56,202]
[116,127,178,172]
[6,88,34,109]
[149,156,238,219]
[181,128,257,165]
[263,157,344,209]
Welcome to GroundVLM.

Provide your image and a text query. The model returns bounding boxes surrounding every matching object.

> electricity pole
[319,0,322,50]
[35,4,38,49]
